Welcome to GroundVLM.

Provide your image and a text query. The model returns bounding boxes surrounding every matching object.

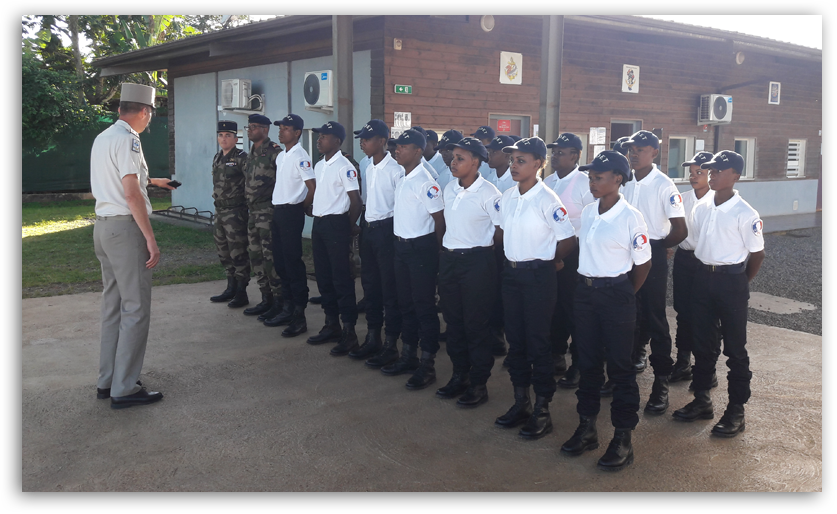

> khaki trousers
[93,215,152,397]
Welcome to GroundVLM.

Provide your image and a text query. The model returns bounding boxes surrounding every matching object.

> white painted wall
[675,179,818,217]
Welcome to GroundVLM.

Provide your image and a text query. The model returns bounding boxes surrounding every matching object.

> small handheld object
[167,180,182,188]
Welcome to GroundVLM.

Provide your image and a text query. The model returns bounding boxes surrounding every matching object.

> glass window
[667,136,694,180]
[734,138,756,178]
[787,139,806,177]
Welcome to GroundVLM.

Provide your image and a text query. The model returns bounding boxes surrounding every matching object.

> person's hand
[146,239,160,269]
[304,204,314,217]
[149,178,176,190]
[667,247,675,260]
[351,224,362,236]
[554,259,565,272]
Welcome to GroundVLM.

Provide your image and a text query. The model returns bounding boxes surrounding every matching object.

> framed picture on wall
[769,81,781,105]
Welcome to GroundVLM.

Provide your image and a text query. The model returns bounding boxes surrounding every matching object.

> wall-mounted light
[735,51,745,65]
[481,15,495,32]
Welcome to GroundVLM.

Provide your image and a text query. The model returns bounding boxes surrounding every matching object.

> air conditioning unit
[303,70,333,109]
[698,94,733,124]
[221,79,252,109]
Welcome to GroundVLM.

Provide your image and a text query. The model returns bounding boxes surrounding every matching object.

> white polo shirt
[436,166,454,190]
[312,151,359,217]
[622,164,685,240]
[679,188,714,251]
[358,155,371,205]
[498,179,576,262]
[543,172,558,190]
[493,168,516,193]
[427,151,446,175]
[394,164,444,239]
[692,191,764,266]
[550,166,595,233]
[272,143,314,206]
[421,157,440,180]
[90,120,152,217]
[442,174,502,250]
[365,152,404,222]
[577,195,652,278]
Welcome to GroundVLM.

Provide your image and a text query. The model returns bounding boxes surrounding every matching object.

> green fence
[22,117,170,193]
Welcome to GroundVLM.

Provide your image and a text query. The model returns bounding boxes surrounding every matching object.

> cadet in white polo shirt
[433,129,464,195]
[485,135,516,193]
[558,150,651,472]
[305,122,364,356]
[435,137,502,408]
[471,125,497,183]
[493,137,577,440]
[381,129,447,391]
[621,130,687,416]
[672,150,765,438]
[411,126,440,181]
[424,129,446,176]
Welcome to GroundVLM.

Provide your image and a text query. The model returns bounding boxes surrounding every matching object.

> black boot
[457,384,488,407]
[348,328,382,360]
[519,396,553,439]
[306,315,341,345]
[560,415,599,456]
[365,335,399,368]
[406,351,436,390]
[553,353,567,376]
[597,428,634,471]
[672,389,714,422]
[227,278,249,308]
[281,306,308,338]
[381,343,419,376]
[669,350,693,382]
[330,324,359,356]
[711,403,745,437]
[557,365,580,389]
[600,378,615,397]
[258,296,283,322]
[689,372,718,391]
[489,327,507,356]
[644,375,669,414]
[435,370,470,399]
[264,300,294,327]
[632,346,648,373]
[495,386,533,428]
[210,277,236,302]
[243,290,273,316]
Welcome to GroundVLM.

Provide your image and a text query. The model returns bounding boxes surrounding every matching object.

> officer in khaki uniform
[210,120,251,307]
[242,113,284,319]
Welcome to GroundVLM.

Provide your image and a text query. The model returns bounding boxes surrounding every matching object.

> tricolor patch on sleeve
[131,139,140,153]
[632,233,649,251]
[669,192,683,208]
[427,185,441,200]
[347,169,357,180]
[752,219,763,236]
[552,206,569,223]
[300,160,311,171]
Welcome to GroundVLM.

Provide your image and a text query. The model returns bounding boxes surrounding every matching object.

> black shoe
[561,415,599,456]
[672,389,714,422]
[210,277,236,302]
[553,353,567,376]
[258,296,284,322]
[406,352,436,390]
[349,328,382,360]
[557,366,580,389]
[502,354,511,368]
[489,327,507,356]
[243,291,273,316]
[330,325,359,356]
[644,375,669,415]
[306,316,341,345]
[495,386,533,428]
[600,378,615,397]
[381,343,419,376]
[457,384,488,407]
[438,330,448,343]
[264,300,294,327]
[356,297,368,313]
[632,347,648,373]
[689,372,719,391]
[597,429,634,471]
[110,387,164,410]
[669,350,693,382]
[365,335,399,368]
[281,306,308,338]
[519,396,553,439]
[309,296,323,305]
[227,278,249,308]
[97,380,142,400]
[436,370,471,399]
[711,403,745,437]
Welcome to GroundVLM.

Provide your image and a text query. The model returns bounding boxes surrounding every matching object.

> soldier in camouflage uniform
[242,113,284,320]
[210,120,251,307]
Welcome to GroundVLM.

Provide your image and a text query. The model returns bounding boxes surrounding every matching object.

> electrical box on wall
[303,70,333,111]
[698,94,733,124]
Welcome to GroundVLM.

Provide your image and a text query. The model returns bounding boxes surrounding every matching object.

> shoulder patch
[632,232,649,251]
[346,168,357,180]
[427,184,441,200]
[669,192,683,208]
[552,205,569,223]
[131,138,140,153]
[494,197,501,212]
[752,218,763,236]
[300,160,312,171]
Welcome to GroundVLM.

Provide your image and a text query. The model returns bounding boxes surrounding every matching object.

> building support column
[539,15,564,149]
[333,15,354,153]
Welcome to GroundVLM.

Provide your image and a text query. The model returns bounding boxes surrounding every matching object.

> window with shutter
[787,139,806,178]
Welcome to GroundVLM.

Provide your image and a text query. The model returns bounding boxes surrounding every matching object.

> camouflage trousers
[248,208,282,295]
[214,207,251,282]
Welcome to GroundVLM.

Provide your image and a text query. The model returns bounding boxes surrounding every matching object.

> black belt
[701,262,747,274]
[678,249,695,255]
[442,246,493,255]
[506,259,551,269]
[395,233,434,243]
[273,202,304,210]
[579,273,629,288]
[214,197,246,209]
[364,217,393,228]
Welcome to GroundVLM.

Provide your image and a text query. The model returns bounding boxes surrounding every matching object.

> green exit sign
[394,85,413,94]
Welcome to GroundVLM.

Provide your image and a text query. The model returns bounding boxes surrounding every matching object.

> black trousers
[574,278,640,429]
[439,248,497,385]
[633,240,674,376]
[271,203,309,307]
[360,218,402,337]
[503,263,557,399]
[550,245,580,359]
[394,233,440,354]
[691,267,752,404]
[672,249,721,355]
[488,246,505,332]
[312,214,358,324]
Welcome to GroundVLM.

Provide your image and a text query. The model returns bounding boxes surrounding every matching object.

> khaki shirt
[90,120,151,216]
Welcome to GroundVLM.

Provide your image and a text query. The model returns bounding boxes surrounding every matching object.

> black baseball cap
[394,128,427,150]
[274,113,304,131]
[217,120,237,134]
[682,151,715,167]
[424,129,439,144]
[579,150,632,182]
[446,136,488,161]
[485,135,515,151]
[700,150,745,174]
[509,135,522,143]
[502,136,548,160]
[312,121,346,142]
[435,130,464,152]
[247,114,271,126]
[623,130,659,150]
[354,119,389,139]
[612,136,630,156]
[471,125,496,140]
[547,133,583,151]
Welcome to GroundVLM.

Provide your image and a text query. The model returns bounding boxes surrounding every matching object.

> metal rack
[152,205,214,225]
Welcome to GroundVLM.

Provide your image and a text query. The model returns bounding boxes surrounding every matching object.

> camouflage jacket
[212,147,248,208]
[244,138,282,208]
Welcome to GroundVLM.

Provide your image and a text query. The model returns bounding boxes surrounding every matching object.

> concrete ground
[22,279,821,492]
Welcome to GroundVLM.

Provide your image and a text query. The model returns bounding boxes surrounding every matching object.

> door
[490,114,531,139]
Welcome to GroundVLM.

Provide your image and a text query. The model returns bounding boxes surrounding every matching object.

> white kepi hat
[121,83,156,106]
